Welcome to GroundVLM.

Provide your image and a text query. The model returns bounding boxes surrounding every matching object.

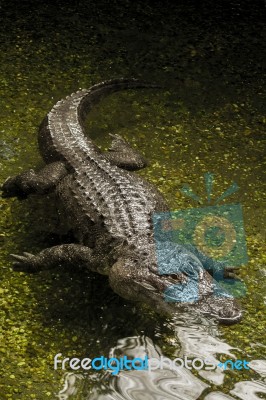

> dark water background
[0,0,265,398]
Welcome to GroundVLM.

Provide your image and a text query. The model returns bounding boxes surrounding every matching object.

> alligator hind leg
[103,133,148,170]
[1,161,68,199]
[10,244,101,273]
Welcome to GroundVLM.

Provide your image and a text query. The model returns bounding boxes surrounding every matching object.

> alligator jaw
[192,295,242,325]
[145,275,243,325]
[156,278,242,325]
[109,258,242,325]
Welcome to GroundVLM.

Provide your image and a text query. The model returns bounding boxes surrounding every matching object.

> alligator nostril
[223,308,237,318]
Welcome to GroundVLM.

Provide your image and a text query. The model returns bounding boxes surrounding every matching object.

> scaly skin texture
[1,79,242,324]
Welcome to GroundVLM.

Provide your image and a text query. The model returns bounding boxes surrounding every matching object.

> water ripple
[230,381,266,400]
[88,335,208,400]
[89,367,208,400]
[205,392,235,400]
[56,322,266,400]
[249,360,266,377]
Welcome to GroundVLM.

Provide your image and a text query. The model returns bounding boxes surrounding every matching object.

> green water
[0,1,265,398]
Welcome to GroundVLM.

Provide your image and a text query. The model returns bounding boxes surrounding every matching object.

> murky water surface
[0,1,265,398]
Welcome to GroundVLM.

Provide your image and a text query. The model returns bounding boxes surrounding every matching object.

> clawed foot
[223,266,241,280]
[109,133,122,140]
[212,266,241,280]
[10,252,39,273]
[1,170,35,199]
[108,133,127,150]
[1,176,21,198]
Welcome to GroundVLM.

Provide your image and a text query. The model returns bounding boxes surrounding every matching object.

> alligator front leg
[1,161,68,199]
[103,133,148,170]
[10,244,98,273]
[183,244,240,280]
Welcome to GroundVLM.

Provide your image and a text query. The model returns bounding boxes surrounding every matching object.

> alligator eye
[163,273,185,282]
[170,274,179,280]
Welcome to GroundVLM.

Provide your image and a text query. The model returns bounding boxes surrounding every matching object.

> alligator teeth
[136,281,157,292]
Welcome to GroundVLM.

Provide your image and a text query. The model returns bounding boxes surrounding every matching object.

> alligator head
[109,243,242,325]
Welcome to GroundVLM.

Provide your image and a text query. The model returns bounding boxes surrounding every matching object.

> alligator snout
[217,303,242,324]
[198,295,242,324]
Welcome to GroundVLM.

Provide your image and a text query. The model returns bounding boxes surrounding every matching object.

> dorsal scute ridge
[46,80,157,248]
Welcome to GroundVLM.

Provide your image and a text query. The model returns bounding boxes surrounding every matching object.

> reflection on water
[172,314,235,386]
[249,360,266,377]
[230,381,266,400]
[56,373,84,400]
[56,315,266,399]
[86,334,208,400]
[89,369,207,400]
[205,393,235,400]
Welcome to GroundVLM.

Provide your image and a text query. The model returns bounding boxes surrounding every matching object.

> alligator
[1,78,242,324]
